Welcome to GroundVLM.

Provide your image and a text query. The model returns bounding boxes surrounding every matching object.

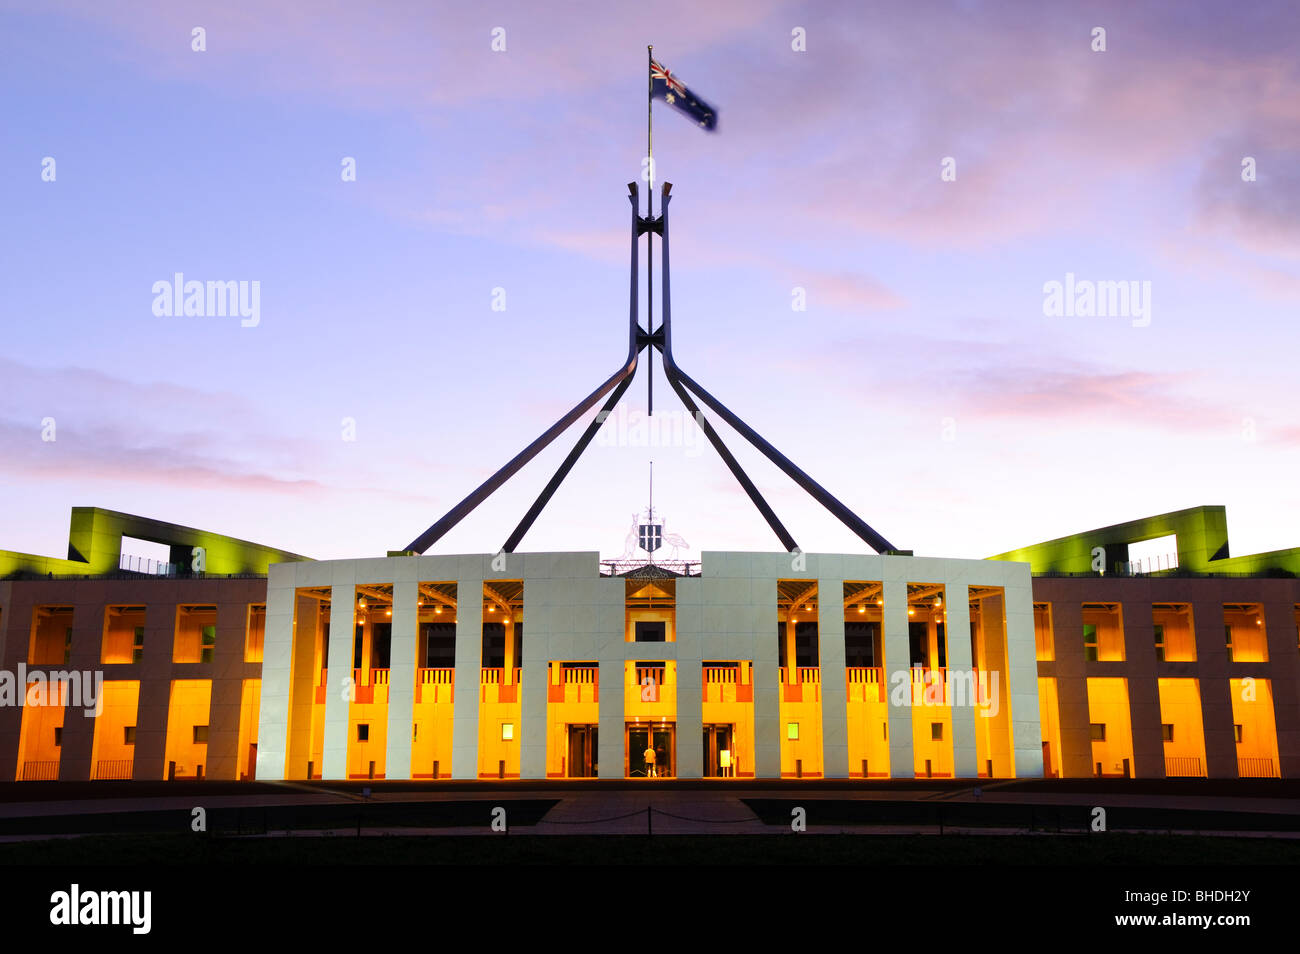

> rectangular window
[357,723,369,742]
[634,621,666,642]
[931,722,943,741]
[501,723,514,741]
[133,626,145,664]
[1089,723,1106,741]
[200,625,216,664]
[124,726,137,745]
[192,725,209,744]
[412,723,418,742]
[787,723,800,741]
[1083,624,1099,662]
[54,727,62,747]
[1224,624,1234,662]
[1161,723,1174,742]
[1234,724,1243,743]
[1153,624,1165,663]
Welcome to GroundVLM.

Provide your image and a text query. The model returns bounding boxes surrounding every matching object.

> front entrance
[626,723,675,778]
[567,724,598,778]
[703,723,735,777]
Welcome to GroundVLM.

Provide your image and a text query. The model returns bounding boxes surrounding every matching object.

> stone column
[386,578,419,780]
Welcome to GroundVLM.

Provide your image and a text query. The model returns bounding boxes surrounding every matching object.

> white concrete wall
[257,550,1041,781]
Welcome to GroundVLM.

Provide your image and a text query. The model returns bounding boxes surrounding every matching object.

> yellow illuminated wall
[237,678,261,780]
[1082,604,1125,661]
[1225,606,1268,662]
[1152,605,1196,661]
[971,589,1014,778]
[1033,603,1054,661]
[285,589,329,779]
[545,662,601,777]
[1157,678,1206,776]
[245,605,265,663]
[29,606,72,665]
[15,681,67,780]
[702,662,755,777]
[1037,677,1063,778]
[1086,677,1134,776]
[173,605,216,663]
[163,679,212,779]
[478,584,522,779]
[1229,677,1281,777]
[101,606,144,664]
[90,680,139,779]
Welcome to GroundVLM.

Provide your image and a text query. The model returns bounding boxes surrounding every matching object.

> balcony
[416,667,454,704]
[846,667,884,703]
[703,665,752,704]
[482,667,522,704]
[779,667,820,703]
[549,666,599,704]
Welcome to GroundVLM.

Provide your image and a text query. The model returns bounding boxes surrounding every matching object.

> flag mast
[646,44,654,417]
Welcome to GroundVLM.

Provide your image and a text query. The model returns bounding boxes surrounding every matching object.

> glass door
[626,723,675,777]
[703,724,734,777]
[567,724,598,777]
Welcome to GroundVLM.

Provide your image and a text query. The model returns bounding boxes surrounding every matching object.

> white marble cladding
[257,550,1041,780]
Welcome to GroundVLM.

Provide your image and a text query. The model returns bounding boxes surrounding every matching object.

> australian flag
[651,59,718,131]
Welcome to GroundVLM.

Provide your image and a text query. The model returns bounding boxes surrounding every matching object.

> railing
[482,668,522,685]
[564,666,599,685]
[1238,757,1277,778]
[371,668,390,686]
[846,667,884,702]
[910,666,950,704]
[778,667,820,702]
[600,559,701,576]
[703,666,737,684]
[1164,756,1203,777]
[94,759,133,780]
[416,667,454,704]
[21,760,59,781]
[634,667,664,687]
[117,553,178,576]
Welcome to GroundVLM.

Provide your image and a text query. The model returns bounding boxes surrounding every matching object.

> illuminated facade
[0,504,1297,781]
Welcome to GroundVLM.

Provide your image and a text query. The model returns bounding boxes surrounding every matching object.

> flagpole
[646,44,654,417]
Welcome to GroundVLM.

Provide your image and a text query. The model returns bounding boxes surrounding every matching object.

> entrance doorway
[626,723,675,778]
[703,724,735,777]
[567,724,598,778]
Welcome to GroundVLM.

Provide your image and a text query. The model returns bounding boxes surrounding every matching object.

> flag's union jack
[650,58,718,131]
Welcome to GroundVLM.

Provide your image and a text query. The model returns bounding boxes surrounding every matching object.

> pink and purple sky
[2,0,1297,563]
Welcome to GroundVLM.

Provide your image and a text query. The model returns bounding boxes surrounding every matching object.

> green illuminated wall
[989,505,1300,576]
[0,507,310,578]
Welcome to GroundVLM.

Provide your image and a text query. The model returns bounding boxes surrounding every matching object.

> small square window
[501,722,514,741]
[1234,724,1243,743]
[357,723,369,742]
[193,725,209,744]
[1161,723,1174,742]
[787,723,799,741]
[1089,723,1106,741]
[124,726,136,745]
[931,722,943,741]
